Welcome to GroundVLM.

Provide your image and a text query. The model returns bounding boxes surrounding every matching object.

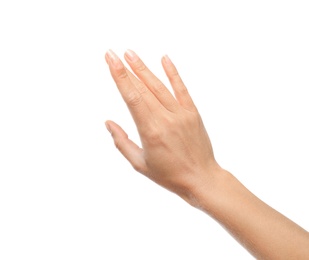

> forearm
[191,169,309,259]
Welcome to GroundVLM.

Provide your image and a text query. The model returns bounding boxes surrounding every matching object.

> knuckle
[132,163,145,173]
[135,82,148,95]
[183,111,200,125]
[179,85,189,95]
[126,91,143,107]
[162,114,176,126]
[114,139,122,151]
[170,68,180,78]
[153,81,166,94]
[135,60,147,73]
[115,68,128,80]
[168,67,182,82]
[145,129,162,146]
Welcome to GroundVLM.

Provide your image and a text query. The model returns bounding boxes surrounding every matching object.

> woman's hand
[105,49,309,259]
[105,50,220,203]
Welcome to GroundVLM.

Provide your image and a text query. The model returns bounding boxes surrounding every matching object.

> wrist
[184,165,235,212]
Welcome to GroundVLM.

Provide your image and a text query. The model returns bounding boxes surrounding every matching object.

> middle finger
[124,50,179,113]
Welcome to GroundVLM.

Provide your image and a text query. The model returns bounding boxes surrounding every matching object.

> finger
[124,49,179,112]
[125,68,164,113]
[105,50,153,131]
[161,55,196,111]
[105,120,147,174]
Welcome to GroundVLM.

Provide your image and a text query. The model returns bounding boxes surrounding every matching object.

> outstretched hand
[105,50,220,203]
[105,49,309,259]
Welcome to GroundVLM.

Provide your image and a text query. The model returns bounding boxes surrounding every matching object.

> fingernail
[125,49,138,62]
[163,54,172,64]
[106,49,119,65]
[105,122,111,133]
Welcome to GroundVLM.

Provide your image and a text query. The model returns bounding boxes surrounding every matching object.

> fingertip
[105,52,110,65]
[106,49,118,60]
[105,121,112,133]
[124,49,138,62]
[105,120,128,139]
[105,49,123,69]
[162,54,172,65]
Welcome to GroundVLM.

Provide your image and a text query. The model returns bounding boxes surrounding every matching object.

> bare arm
[104,49,309,259]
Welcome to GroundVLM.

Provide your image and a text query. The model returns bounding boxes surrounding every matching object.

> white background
[0,0,309,259]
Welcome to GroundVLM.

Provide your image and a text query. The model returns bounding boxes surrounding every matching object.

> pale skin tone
[105,49,309,259]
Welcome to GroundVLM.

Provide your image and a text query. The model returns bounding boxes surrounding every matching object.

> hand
[105,50,309,259]
[105,49,221,203]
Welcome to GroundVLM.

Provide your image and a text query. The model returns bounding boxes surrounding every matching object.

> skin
[105,49,309,259]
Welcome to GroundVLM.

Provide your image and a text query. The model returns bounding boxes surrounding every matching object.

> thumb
[105,120,147,174]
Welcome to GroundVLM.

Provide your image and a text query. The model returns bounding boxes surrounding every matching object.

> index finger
[105,49,153,131]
